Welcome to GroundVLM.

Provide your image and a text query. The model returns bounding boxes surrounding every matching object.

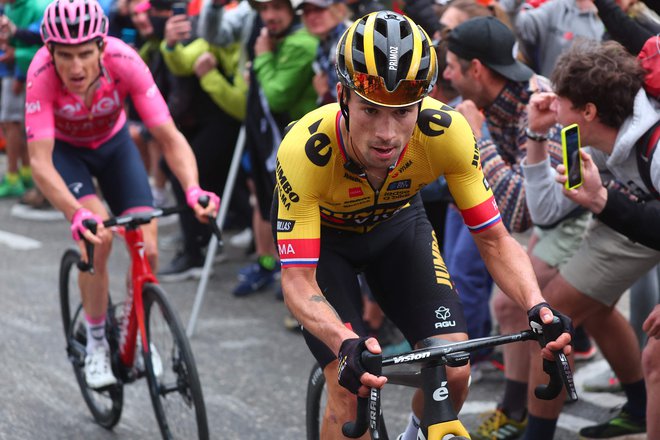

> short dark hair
[551,40,645,128]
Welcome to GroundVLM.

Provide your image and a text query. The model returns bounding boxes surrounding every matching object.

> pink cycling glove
[70,208,103,241]
[185,185,220,214]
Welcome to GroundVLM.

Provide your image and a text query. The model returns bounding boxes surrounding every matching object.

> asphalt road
[0,189,628,439]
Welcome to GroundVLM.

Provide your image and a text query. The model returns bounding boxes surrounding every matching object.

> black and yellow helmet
[336,10,438,108]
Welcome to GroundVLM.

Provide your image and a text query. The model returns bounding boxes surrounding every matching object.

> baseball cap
[447,16,533,82]
[296,0,344,10]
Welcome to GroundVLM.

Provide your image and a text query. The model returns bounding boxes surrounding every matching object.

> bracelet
[525,127,549,142]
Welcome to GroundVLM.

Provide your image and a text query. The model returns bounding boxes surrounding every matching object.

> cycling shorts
[52,123,153,215]
[290,195,468,369]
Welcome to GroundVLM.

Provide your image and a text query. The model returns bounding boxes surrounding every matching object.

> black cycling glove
[527,302,574,345]
[337,336,370,394]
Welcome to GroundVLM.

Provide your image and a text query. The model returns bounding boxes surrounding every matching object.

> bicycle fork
[419,363,470,439]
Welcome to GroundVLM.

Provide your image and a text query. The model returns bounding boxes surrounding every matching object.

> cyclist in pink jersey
[25,0,219,389]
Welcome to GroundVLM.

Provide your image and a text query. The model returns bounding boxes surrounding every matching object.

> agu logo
[434,306,456,329]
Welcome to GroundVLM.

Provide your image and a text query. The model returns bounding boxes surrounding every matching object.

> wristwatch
[525,127,549,142]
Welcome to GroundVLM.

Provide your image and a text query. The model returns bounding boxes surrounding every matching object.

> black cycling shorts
[287,195,468,369]
[52,123,154,215]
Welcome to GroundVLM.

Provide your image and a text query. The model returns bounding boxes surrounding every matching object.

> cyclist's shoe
[583,369,622,393]
[471,408,526,440]
[85,345,117,389]
[0,175,25,198]
[135,343,163,379]
[578,407,645,439]
[158,252,204,283]
[233,263,279,296]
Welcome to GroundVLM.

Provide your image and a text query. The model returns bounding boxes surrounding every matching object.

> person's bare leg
[642,337,660,438]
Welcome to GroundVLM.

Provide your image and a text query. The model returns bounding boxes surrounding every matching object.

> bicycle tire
[142,283,209,440]
[59,248,123,429]
[306,363,326,440]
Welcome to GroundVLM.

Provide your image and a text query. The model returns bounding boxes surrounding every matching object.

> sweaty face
[343,88,418,173]
[53,41,103,96]
[256,0,294,37]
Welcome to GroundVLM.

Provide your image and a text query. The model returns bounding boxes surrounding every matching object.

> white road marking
[0,230,42,250]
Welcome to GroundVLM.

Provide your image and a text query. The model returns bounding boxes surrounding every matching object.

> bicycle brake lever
[77,219,97,274]
[198,195,223,246]
[342,351,383,438]
[534,317,578,402]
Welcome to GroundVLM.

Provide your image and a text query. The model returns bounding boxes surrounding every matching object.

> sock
[85,314,107,352]
[19,165,31,182]
[401,412,420,440]
[258,254,277,271]
[4,172,19,184]
[500,379,528,421]
[521,414,557,440]
[621,379,646,420]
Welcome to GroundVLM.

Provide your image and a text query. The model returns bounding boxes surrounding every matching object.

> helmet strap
[340,87,350,133]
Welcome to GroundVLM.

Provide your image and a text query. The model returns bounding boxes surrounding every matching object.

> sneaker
[579,408,646,439]
[229,227,253,249]
[283,313,302,331]
[158,252,204,282]
[237,261,281,281]
[11,188,63,221]
[233,264,277,296]
[0,175,25,198]
[583,369,622,393]
[574,344,598,362]
[471,408,527,440]
[85,345,117,389]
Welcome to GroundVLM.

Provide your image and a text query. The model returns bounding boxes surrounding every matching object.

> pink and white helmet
[41,0,108,46]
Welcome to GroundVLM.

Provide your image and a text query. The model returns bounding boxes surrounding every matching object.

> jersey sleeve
[429,107,502,233]
[107,38,172,128]
[24,48,56,143]
[273,120,328,268]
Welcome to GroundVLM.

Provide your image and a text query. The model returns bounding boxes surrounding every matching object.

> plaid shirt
[479,75,564,232]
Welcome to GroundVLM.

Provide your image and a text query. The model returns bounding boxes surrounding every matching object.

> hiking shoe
[85,345,117,389]
[583,369,622,393]
[0,175,25,198]
[158,252,204,282]
[471,408,526,440]
[579,408,646,439]
[233,263,277,296]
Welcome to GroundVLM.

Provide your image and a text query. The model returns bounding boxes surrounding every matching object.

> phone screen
[562,124,582,189]
[172,2,187,15]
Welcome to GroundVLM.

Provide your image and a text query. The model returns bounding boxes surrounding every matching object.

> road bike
[306,318,577,439]
[59,202,219,439]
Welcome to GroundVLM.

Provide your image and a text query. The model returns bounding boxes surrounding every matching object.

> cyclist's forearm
[28,140,83,221]
[151,122,199,191]
[473,224,545,310]
[281,269,357,354]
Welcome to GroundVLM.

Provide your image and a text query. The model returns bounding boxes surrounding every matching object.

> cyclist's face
[52,41,102,95]
[342,88,418,172]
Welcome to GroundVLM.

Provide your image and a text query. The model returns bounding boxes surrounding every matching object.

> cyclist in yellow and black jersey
[272,10,573,440]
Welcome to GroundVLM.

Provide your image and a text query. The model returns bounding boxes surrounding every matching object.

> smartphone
[561,123,583,190]
[172,2,187,16]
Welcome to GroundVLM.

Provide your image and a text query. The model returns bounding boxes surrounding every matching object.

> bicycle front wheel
[142,283,209,440]
[59,248,123,429]
[305,363,326,440]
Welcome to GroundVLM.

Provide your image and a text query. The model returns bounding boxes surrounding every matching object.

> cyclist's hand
[185,186,220,223]
[70,208,104,262]
[527,302,573,360]
[337,336,387,397]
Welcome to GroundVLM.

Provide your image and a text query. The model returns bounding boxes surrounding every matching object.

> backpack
[635,36,660,200]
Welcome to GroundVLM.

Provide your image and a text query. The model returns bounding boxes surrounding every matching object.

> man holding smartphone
[522,40,660,440]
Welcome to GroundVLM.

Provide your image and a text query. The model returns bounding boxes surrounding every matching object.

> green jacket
[252,27,318,120]
[6,0,50,75]
[161,39,247,121]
